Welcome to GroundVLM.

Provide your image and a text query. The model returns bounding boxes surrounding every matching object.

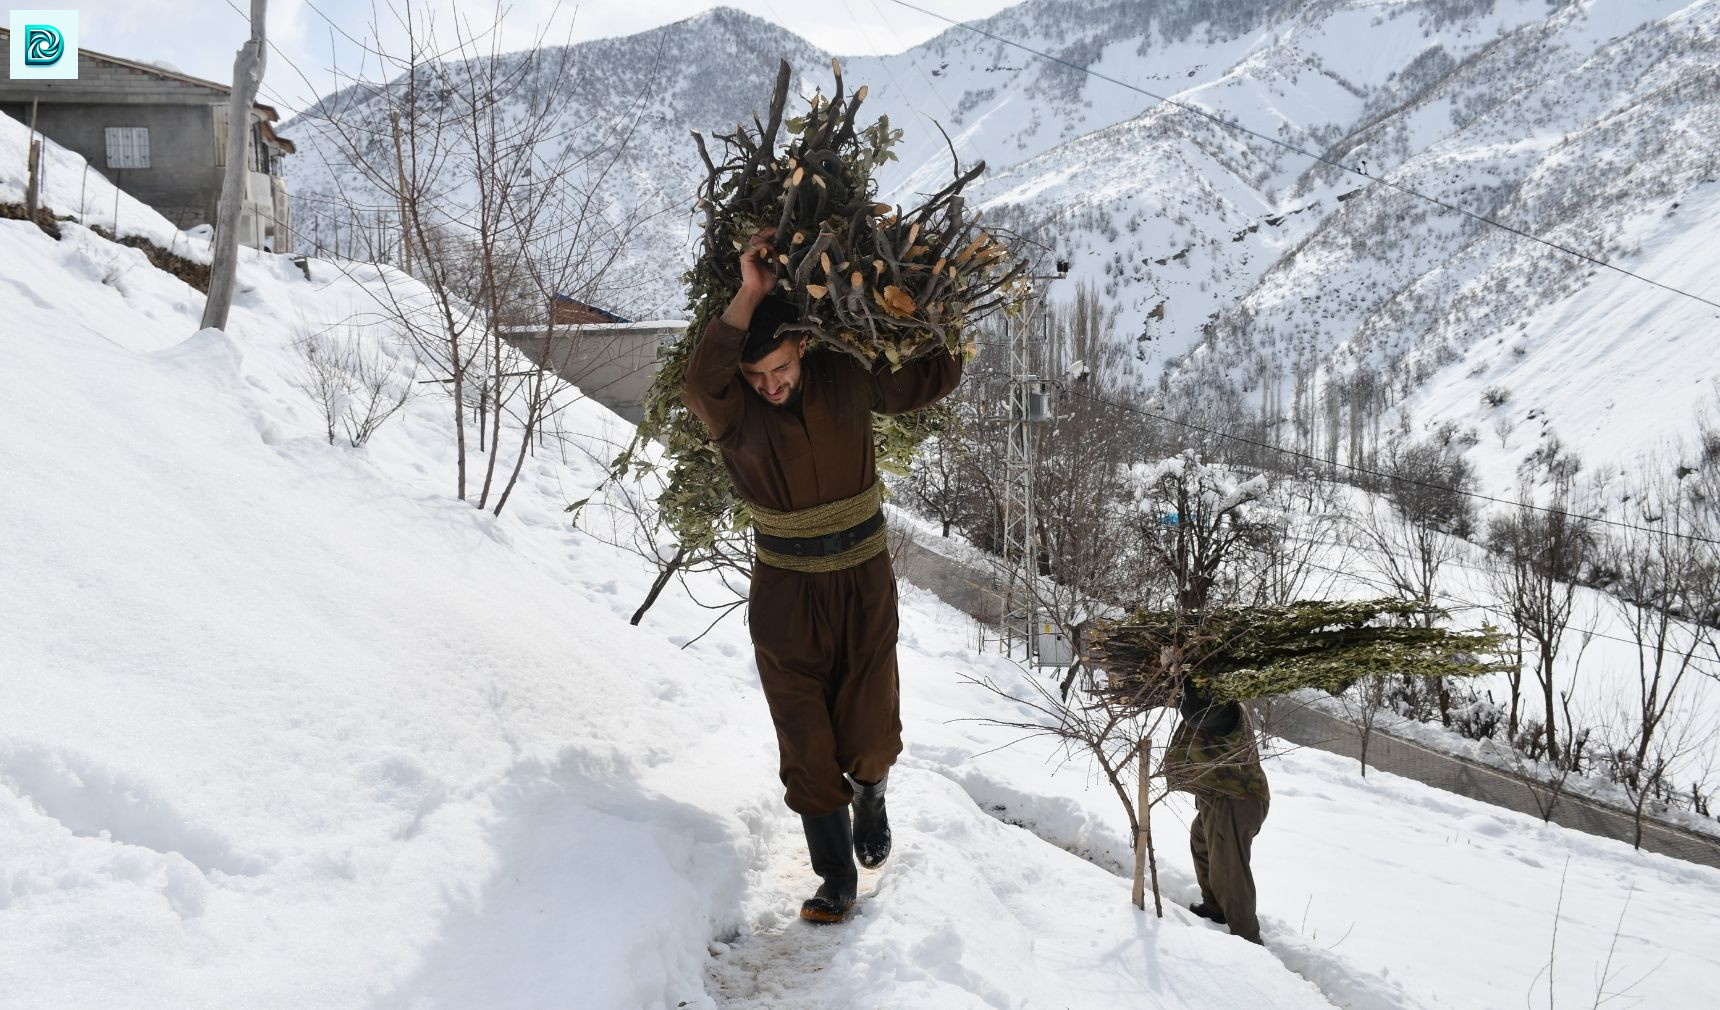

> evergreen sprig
[1086,599,1512,705]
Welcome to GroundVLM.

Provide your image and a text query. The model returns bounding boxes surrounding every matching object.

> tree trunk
[1132,745,1149,910]
[491,372,544,516]
[201,0,268,332]
[1541,650,1560,763]
[202,0,266,332]
[389,110,413,275]
[25,99,41,228]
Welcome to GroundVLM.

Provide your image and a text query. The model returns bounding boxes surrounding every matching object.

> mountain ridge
[282,0,1720,489]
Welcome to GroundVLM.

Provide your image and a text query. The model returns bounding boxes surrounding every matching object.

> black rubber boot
[849,774,892,869]
[799,808,858,923]
[1189,901,1227,925]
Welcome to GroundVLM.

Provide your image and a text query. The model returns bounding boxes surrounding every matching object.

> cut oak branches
[607,58,1025,563]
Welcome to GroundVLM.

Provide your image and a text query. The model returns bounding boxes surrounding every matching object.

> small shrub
[290,321,415,447]
[1448,689,1504,741]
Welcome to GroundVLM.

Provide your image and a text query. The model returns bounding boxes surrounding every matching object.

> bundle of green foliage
[612,59,1020,552]
[1084,598,1511,706]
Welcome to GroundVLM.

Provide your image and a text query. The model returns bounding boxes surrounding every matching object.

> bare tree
[1354,436,1478,724]
[902,431,974,538]
[1605,694,1707,849]
[296,1,657,512]
[1600,465,1716,812]
[1026,289,1162,665]
[1487,477,1595,764]
[961,659,1178,911]
[290,325,346,445]
[1129,451,1276,615]
[1252,469,1352,606]
[1340,672,1392,777]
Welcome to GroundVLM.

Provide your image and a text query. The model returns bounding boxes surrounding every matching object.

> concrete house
[501,298,683,423]
[0,28,293,249]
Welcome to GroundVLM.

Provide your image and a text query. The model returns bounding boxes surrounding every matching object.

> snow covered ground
[5,115,1720,1008]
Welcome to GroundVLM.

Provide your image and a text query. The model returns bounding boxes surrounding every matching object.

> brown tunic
[682,318,962,815]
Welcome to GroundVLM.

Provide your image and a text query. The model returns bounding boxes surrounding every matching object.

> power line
[882,0,1720,315]
[1060,386,1720,548]
[853,0,987,170]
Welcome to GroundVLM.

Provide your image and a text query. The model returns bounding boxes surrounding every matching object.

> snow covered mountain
[283,0,1720,485]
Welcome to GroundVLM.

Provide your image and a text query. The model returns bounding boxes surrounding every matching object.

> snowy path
[703,769,1338,1009]
[703,830,876,1008]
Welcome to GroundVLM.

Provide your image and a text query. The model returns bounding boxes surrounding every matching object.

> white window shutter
[104,127,151,169]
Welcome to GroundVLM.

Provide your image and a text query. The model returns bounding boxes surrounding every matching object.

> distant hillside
[283,0,1720,492]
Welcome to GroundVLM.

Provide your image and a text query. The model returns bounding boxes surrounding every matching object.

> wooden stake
[1130,741,1164,916]
[1132,743,1149,909]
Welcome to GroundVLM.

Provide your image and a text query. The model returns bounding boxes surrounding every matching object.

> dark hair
[741,296,802,363]
[1179,678,1241,735]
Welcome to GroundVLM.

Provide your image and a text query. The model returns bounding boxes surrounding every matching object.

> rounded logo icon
[24,24,65,66]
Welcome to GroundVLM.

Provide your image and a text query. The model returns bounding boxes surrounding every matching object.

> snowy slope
[1406,176,1720,495]
[7,109,1720,1010]
[1154,0,1720,481]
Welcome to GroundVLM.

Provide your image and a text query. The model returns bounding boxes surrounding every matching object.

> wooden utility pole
[200,0,267,332]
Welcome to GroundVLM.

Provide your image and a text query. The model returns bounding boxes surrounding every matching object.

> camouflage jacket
[1162,708,1270,801]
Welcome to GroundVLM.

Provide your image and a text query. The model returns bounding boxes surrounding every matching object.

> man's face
[740,337,808,407]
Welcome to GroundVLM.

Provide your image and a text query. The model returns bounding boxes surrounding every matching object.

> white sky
[68,1,1019,115]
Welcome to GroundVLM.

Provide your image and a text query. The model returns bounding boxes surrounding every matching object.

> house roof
[551,295,633,324]
[0,27,291,143]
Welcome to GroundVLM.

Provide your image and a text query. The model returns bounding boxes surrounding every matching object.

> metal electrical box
[1034,615,1075,668]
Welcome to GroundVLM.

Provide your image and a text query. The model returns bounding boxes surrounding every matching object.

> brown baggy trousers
[1190,793,1270,944]
[749,551,903,816]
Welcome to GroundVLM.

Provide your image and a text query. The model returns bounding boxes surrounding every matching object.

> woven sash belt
[751,482,887,573]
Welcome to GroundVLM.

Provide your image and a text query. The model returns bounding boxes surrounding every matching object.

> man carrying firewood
[682,228,963,924]
[1163,678,1271,944]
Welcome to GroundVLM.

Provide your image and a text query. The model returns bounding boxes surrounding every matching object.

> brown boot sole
[799,901,855,924]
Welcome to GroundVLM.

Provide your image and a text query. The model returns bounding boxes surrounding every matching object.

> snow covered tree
[1124,450,1276,614]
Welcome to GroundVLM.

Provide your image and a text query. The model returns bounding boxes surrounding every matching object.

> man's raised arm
[870,345,964,416]
[681,229,778,441]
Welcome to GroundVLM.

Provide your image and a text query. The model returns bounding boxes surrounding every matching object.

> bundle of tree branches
[1084,599,1512,707]
[612,58,1015,552]
[694,58,1023,366]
